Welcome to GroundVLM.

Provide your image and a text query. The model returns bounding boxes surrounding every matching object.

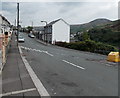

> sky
[0,0,119,27]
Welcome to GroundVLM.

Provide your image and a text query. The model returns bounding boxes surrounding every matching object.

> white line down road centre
[62,60,85,70]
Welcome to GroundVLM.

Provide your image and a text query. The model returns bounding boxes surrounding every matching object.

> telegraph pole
[32,21,33,27]
[17,3,19,46]
[15,19,16,26]
[32,21,33,32]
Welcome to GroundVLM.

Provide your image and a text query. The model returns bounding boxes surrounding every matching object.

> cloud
[1,1,118,26]
[1,0,119,2]
[2,2,16,13]
[1,2,16,24]
[0,1,2,14]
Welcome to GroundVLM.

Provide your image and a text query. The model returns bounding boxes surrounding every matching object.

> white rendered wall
[52,20,70,44]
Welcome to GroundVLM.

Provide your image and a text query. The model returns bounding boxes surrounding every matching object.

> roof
[46,18,69,26]
[0,14,10,25]
[46,19,60,26]
[33,26,44,31]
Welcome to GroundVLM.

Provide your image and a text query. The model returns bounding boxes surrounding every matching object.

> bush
[55,40,118,55]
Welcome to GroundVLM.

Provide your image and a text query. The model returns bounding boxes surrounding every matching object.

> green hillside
[71,18,120,47]
[88,19,120,46]
[70,18,111,33]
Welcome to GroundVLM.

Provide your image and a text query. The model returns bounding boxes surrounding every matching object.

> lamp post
[41,21,47,26]
[41,21,47,43]
[17,3,19,46]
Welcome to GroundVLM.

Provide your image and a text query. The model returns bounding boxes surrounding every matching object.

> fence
[0,34,11,72]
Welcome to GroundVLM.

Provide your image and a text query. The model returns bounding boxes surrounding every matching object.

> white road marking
[42,50,47,53]
[20,46,53,57]
[1,88,36,96]
[43,51,54,57]
[107,62,117,65]
[99,60,118,67]
[62,60,85,70]
[19,46,50,97]
[38,50,42,52]
[105,64,112,66]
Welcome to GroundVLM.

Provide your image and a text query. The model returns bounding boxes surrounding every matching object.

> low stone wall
[0,34,12,72]
[0,50,2,72]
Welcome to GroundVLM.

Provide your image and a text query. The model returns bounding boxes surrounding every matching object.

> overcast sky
[1,0,119,27]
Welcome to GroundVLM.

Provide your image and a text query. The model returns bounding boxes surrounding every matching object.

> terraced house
[0,14,11,34]
[0,15,11,68]
[35,19,70,44]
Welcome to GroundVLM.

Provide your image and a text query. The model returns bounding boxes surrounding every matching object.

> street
[19,32,118,96]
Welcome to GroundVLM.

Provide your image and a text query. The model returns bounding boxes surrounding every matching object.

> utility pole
[32,21,33,33]
[32,21,33,27]
[15,19,16,26]
[17,3,19,46]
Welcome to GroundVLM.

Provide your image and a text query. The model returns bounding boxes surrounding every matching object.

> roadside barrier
[107,52,120,62]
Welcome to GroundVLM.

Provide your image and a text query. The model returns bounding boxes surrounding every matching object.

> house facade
[45,19,70,44]
[33,26,44,40]
[0,15,11,49]
[0,14,11,34]
[35,19,70,44]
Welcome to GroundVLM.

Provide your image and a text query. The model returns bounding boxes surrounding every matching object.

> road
[19,32,118,96]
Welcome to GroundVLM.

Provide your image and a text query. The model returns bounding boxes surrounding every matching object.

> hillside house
[35,19,70,44]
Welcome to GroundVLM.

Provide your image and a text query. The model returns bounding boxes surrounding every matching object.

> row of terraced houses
[0,15,11,70]
[34,18,70,44]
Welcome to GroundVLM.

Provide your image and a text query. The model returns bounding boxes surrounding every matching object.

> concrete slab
[2,34,40,97]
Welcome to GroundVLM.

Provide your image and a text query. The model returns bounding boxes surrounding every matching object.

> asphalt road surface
[19,32,118,96]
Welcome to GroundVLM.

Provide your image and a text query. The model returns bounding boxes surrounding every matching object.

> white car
[18,36,25,42]
[28,33,35,38]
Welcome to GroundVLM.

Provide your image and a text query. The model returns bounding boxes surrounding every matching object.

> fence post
[2,35,6,65]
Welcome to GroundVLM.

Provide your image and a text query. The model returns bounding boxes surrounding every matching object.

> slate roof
[46,18,69,26]
[33,26,44,31]
[46,19,61,26]
[0,14,10,25]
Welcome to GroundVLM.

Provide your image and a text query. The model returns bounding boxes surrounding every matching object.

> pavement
[1,34,40,97]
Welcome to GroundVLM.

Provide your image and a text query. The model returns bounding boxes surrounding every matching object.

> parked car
[28,33,35,38]
[18,36,25,42]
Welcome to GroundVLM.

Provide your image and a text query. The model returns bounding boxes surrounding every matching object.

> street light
[41,21,47,26]
[41,21,47,43]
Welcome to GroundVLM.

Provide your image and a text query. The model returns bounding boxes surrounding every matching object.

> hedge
[55,40,118,55]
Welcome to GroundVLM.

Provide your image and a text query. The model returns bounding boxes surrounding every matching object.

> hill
[70,18,111,33]
[88,19,120,46]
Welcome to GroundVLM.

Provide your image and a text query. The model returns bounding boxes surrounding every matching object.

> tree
[81,32,90,41]
[27,26,33,33]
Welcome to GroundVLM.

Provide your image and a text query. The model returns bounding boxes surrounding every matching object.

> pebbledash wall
[0,15,11,72]
[0,15,2,50]
[0,15,11,49]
